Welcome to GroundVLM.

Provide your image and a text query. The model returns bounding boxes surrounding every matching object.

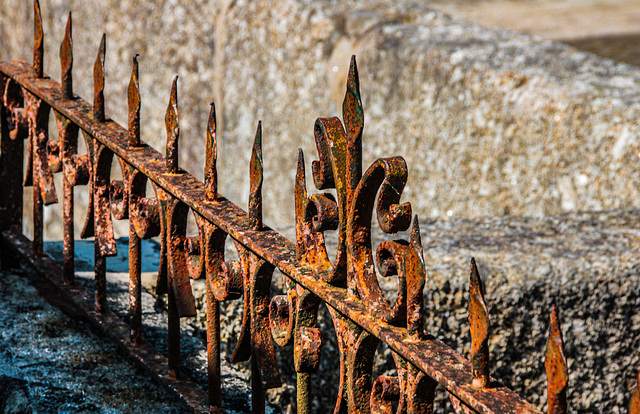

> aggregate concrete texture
[2,0,640,235]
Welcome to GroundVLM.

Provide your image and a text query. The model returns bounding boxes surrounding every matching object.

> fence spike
[93,33,106,122]
[344,55,363,199]
[59,11,73,98]
[545,305,568,414]
[128,54,141,147]
[469,257,490,388]
[165,75,179,174]
[33,0,43,77]
[204,102,217,201]
[407,215,426,337]
[249,121,263,230]
[630,371,640,414]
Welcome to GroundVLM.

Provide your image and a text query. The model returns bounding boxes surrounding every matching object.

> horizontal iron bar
[0,230,210,414]
[0,61,541,414]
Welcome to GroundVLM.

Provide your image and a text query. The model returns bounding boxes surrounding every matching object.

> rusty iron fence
[1,2,639,413]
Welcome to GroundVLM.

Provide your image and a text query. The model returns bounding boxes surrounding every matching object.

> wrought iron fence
[1,1,639,413]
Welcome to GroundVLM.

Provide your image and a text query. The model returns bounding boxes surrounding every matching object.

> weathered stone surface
[2,1,640,234]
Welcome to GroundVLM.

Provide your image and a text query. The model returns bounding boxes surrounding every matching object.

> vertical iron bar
[60,117,78,285]
[251,350,265,414]
[95,241,107,313]
[168,286,180,377]
[32,134,43,257]
[207,287,221,410]
[297,372,312,413]
[128,54,142,344]
[33,0,43,78]
[129,228,142,344]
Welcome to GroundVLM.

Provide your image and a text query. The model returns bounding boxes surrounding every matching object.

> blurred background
[2,0,640,239]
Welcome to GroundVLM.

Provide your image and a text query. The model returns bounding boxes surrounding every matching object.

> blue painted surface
[43,238,162,272]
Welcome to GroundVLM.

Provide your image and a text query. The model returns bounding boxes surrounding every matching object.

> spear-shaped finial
[248,121,263,230]
[545,305,568,414]
[469,257,490,388]
[33,0,43,78]
[343,55,363,201]
[407,215,425,337]
[165,75,179,174]
[204,102,218,201]
[59,11,73,98]
[93,34,106,122]
[128,54,140,147]
[294,148,307,261]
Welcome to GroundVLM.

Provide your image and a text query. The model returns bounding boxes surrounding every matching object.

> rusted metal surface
[5,3,634,413]
[469,258,490,389]
[545,305,568,414]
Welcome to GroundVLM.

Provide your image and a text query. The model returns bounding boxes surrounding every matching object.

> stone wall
[2,0,640,236]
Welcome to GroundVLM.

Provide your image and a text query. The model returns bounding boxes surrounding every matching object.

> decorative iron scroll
[3,1,637,413]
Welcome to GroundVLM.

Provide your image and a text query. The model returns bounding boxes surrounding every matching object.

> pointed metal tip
[348,55,359,86]
[294,148,307,230]
[343,55,364,141]
[33,0,44,77]
[60,9,74,98]
[93,32,106,121]
[410,215,423,251]
[253,121,263,157]
[165,76,180,173]
[549,305,562,341]
[469,257,490,388]
[128,54,141,147]
[249,121,264,230]
[208,102,216,131]
[295,148,305,185]
[469,258,484,296]
[204,101,218,201]
[545,305,568,414]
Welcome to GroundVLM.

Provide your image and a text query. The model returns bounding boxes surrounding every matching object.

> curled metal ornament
[154,185,196,317]
[370,355,437,414]
[109,159,130,221]
[227,240,281,389]
[374,216,426,336]
[347,157,412,318]
[128,170,160,239]
[2,78,28,141]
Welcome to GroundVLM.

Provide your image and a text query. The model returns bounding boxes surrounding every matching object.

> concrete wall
[2,0,640,236]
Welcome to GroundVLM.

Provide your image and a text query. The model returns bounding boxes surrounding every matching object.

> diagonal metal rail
[4,1,630,413]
